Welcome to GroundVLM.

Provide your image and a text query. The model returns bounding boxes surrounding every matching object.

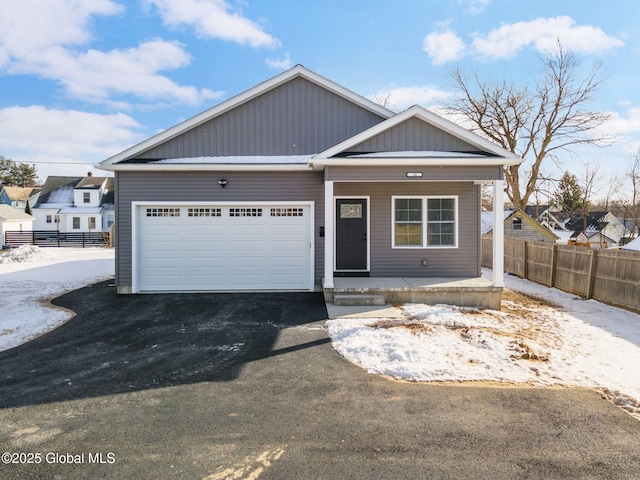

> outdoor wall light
[218,178,228,188]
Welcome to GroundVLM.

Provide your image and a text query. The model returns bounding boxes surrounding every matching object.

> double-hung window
[393,196,457,248]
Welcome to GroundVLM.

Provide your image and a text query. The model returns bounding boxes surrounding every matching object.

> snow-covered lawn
[2,246,639,419]
[328,269,640,418]
[0,245,114,351]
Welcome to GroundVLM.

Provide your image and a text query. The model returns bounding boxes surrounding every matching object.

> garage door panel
[227,256,266,267]
[137,204,311,292]
[186,257,223,267]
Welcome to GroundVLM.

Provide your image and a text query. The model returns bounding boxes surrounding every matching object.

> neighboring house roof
[622,236,640,251]
[1,186,36,202]
[0,204,35,221]
[481,210,513,234]
[34,176,113,208]
[524,204,551,221]
[34,177,83,207]
[76,176,107,189]
[482,209,558,239]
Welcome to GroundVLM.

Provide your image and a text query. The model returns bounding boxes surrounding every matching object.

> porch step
[333,294,386,307]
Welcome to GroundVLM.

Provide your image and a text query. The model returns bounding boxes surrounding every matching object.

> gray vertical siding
[349,117,478,153]
[136,77,386,159]
[334,182,481,278]
[115,170,325,288]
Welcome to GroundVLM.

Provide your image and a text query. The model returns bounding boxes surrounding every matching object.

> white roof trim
[314,105,523,164]
[310,157,521,169]
[99,65,393,168]
[97,163,312,172]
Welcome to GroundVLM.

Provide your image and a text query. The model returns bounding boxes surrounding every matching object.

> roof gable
[100,65,393,167]
[0,186,35,201]
[0,204,34,221]
[313,105,523,165]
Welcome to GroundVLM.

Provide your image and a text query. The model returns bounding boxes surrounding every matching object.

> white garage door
[135,203,313,292]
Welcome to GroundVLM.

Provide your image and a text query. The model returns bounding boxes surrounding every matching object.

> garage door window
[146,208,180,217]
[230,208,262,217]
[188,208,222,217]
[271,208,304,217]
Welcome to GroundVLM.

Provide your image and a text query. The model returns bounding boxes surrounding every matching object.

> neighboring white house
[0,204,35,243]
[32,175,114,232]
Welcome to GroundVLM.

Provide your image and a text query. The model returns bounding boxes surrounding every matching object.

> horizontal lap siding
[335,182,480,277]
[115,171,325,288]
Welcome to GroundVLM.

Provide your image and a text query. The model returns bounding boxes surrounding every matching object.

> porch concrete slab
[326,303,403,319]
[332,277,495,290]
[327,277,502,310]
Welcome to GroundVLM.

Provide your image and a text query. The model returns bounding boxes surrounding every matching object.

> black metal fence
[4,230,110,248]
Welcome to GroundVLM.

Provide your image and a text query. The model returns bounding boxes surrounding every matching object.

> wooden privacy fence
[4,230,110,248]
[482,236,640,314]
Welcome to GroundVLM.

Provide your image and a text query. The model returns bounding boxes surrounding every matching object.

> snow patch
[0,245,51,264]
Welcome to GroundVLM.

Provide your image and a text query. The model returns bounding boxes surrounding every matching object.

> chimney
[87,171,93,177]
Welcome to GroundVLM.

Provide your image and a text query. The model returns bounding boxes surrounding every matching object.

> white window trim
[391,195,458,249]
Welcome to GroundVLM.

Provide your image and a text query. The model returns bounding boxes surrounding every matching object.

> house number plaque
[340,204,362,218]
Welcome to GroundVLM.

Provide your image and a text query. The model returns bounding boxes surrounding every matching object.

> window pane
[394,223,422,246]
[394,199,423,247]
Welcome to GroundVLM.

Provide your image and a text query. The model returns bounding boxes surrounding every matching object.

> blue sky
[1,0,639,199]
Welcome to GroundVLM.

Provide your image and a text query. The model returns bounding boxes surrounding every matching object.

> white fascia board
[97,163,313,172]
[314,105,523,164]
[310,157,522,170]
[100,65,393,167]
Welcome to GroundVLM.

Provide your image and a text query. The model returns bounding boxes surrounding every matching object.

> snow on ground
[0,246,114,351]
[2,246,639,418]
[328,269,640,418]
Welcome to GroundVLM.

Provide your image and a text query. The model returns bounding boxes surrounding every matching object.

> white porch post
[324,180,334,288]
[492,179,505,287]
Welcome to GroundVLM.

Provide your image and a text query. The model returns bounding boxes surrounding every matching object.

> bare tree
[445,42,614,209]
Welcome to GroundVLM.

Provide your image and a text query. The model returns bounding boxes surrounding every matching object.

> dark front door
[335,198,368,272]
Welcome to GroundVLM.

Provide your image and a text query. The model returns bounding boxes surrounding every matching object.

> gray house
[99,65,520,303]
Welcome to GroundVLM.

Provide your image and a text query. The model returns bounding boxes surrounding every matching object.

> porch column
[324,180,334,288]
[492,179,505,287]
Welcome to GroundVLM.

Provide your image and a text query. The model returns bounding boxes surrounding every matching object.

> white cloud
[0,106,145,177]
[265,52,293,70]
[147,0,280,48]
[423,29,466,65]
[371,85,454,111]
[0,1,219,106]
[457,0,491,14]
[0,0,122,62]
[472,16,624,59]
[423,16,624,66]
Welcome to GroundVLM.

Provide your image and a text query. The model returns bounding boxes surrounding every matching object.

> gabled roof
[482,208,558,239]
[310,105,523,168]
[0,204,34,221]
[0,186,36,201]
[34,177,83,207]
[99,65,394,169]
[76,176,108,189]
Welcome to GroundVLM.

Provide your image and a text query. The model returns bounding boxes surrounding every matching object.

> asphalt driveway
[1,281,639,479]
